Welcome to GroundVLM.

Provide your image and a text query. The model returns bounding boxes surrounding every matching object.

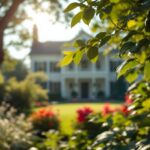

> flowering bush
[0,103,33,150]
[76,107,104,139]
[76,106,94,123]
[101,103,115,116]
[102,99,132,117]
[29,107,60,132]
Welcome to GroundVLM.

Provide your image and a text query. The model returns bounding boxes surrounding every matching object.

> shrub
[0,103,33,150]
[0,72,48,113]
[29,107,60,133]
[76,107,104,139]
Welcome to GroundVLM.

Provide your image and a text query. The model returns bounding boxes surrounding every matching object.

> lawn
[46,102,121,134]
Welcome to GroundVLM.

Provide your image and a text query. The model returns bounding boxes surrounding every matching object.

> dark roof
[31,41,67,55]
[30,30,92,55]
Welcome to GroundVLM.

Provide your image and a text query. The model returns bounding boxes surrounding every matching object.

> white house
[30,25,127,100]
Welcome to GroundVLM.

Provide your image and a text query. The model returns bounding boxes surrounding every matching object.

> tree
[0,0,65,64]
[61,0,150,149]
[0,51,48,112]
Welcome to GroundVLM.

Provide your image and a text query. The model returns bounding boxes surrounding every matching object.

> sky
[8,2,91,61]
[5,1,93,67]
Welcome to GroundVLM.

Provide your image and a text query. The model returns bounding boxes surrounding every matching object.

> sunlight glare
[31,12,79,42]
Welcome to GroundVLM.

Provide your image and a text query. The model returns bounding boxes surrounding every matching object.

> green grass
[48,102,121,134]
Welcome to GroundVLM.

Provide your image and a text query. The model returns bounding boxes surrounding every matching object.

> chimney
[32,24,39,44]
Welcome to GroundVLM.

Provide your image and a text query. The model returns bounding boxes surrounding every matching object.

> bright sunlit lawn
[35,102,121,135]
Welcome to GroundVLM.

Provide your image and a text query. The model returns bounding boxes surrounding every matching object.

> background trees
[0,54,48,112]
[0,0,66,64]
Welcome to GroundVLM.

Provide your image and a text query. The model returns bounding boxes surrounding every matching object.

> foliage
[0,103,33,150]
[0,71,48,113]
[0,0,68,63]
[60,0,150,149]
[29,107,60,133]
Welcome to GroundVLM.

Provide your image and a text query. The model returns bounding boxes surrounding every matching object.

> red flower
[120,104,130,116]
[102,103,115,116]
[125,94,133,105]
[77,107,93,123]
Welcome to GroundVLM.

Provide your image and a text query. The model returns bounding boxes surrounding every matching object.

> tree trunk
[0,0,24,64]
[0,30,4,64]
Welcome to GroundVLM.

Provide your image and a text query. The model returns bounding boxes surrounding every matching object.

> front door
[81,82,89,98]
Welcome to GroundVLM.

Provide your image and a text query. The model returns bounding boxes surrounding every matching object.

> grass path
[48,102,121,134]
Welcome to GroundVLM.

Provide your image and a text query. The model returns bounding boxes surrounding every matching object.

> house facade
[30,26,127,100]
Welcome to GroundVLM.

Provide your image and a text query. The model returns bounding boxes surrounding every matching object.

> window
[49,62,60,72]
[34,61,47,72]
[49,82,61,94]
[96,59,101,70]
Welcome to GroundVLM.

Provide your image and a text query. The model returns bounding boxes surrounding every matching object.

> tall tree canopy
[0,0,66,64]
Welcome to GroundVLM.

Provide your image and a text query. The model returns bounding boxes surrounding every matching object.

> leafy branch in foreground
[61,0,150,149]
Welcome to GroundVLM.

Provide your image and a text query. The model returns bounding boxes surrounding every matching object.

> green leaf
[71,11,82,27]
[100,36,111,47]
[87,47,99,63]
[0,73,4,84]
[59,54,73,67]
[142,99,150,109]
[110,0,120,3]
[144,61,150,81]
[64,2,80,12]
[102,4,113,14]
[74,50,84,65]
[74,40,85,48]
[82,7,95,25]
[96,32,107,39]
[123,31,137,42]
[120,42,135,54]
[117,59,138,78]
[88,38,99,46]
[63,51,73,55]
[145,11,150,32]
[125,70,138,83]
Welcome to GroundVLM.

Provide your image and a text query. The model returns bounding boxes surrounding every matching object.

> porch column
[91,79,96,99]
[74,78,79,98]
[105,56,110,97]
[61,77,66,98]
